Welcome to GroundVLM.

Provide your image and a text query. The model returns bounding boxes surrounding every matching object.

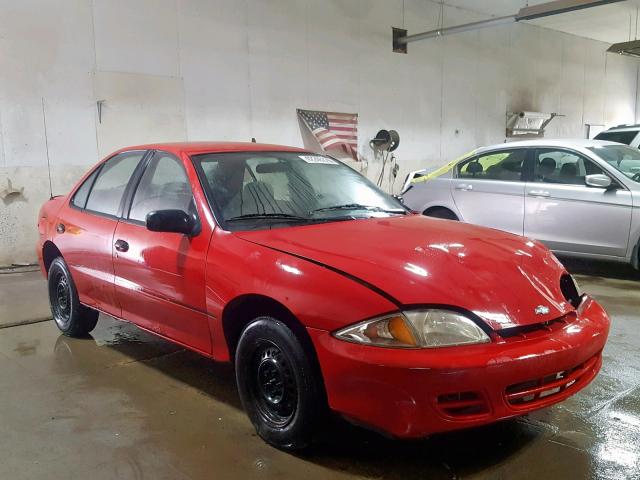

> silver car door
[524,148,633,257]
[450,148,527,235]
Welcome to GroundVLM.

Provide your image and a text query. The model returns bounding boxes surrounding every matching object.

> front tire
[48,257,99,337]
[235,317,324,450]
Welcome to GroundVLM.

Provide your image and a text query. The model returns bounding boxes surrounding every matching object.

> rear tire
[424,207,458,220]
[48,257,99,337]
[235,317,324,450]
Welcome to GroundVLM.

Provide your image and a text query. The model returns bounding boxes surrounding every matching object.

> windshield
[588,144,640,183]
[192,151,406,230]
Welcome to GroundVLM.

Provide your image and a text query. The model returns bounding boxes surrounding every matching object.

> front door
[451,148,527,235]
[524,148,633,257]
[112,151,212,354]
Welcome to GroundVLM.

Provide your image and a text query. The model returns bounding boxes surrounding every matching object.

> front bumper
[308,295,609,438]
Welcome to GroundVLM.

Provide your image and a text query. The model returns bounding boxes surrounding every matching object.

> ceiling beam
[516,0,623,21]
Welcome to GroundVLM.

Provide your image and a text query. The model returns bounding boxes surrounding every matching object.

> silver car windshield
[588,145,640,183]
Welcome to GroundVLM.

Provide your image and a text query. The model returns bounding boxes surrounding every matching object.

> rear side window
[85,152,145,216]
[594,131,638,145]
[458,149,526,182]
[128,152,194,222]
[71,169,99,209]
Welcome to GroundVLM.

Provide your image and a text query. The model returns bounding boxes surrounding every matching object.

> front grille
[435,391,489,419]
[498,315,570,342]
[505,353,600,408]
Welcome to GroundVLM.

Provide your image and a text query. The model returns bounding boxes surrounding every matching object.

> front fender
[205,228,398,360]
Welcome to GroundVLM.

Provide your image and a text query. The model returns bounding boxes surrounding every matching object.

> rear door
[451,148,527,235]
[112,150,212,354]
[56,151,146,316]
[524,147,633,257]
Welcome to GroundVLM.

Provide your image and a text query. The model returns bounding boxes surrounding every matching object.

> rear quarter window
[71,169,99,209]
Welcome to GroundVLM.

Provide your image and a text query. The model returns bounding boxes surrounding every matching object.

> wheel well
[222,294,328,401]
[423,206,458,219]
[42,241,63,273]
[222,294,314,359]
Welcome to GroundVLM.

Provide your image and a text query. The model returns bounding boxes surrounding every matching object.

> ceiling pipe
[395,0,625,46]
[399,15,515,43]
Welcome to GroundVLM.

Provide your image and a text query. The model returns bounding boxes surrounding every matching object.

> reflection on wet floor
[0,260,638,479]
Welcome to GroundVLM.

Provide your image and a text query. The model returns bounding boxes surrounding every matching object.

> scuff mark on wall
[0,179,25,205]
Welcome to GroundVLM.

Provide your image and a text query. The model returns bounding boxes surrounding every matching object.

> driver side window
[533,149,605,185]
[128,153,195,223]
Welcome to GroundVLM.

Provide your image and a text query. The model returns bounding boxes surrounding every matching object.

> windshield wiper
[226,213,309,222]
[310,203,406,215]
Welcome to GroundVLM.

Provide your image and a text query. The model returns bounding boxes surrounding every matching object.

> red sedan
[37,142,610,449]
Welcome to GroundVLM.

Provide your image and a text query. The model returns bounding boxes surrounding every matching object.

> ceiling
[441,0,640,44]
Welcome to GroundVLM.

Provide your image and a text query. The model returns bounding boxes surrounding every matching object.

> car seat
[466,162,483,177]
[539,157,556,179]
[241,181,279,214]
[559,163,579,183]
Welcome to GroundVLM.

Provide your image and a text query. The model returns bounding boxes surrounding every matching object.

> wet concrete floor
[0,266,49,327]
[0,259,638,479]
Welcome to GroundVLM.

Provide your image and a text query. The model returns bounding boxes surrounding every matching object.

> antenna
[41,98,53,199]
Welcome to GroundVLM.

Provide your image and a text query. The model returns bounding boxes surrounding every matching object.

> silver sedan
[401,139,640,268]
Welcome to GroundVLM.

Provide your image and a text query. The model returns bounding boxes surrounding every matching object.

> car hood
[234,215,574,330]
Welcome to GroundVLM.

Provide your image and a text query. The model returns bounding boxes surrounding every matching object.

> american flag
[297,109,358,160]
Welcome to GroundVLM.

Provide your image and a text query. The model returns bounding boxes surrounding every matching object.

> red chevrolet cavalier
[37,142,610,449]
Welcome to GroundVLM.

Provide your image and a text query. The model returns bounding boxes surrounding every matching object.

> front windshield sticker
[299,155,338,165]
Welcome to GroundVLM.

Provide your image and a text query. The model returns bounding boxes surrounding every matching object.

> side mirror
[585,174,612,189]
[146,209,198,236]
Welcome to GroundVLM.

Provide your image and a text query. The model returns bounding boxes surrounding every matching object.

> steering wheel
[632,172,640,182]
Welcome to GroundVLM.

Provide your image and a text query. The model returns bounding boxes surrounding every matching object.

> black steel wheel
[235,317,325,450]
[50,267,72,330]
[48,257,99,337]
[251,342,298,427]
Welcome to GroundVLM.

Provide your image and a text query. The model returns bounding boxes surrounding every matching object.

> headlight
[334,309,491,348]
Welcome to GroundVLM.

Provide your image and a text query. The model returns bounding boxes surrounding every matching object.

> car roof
[114,141,310,157]
[474,138,622,154]
[599,125,640,132]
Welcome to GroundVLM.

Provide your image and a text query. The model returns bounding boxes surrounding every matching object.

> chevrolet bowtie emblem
[535,305,550,315]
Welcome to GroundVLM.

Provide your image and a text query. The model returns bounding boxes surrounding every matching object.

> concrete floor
[0,260,638,480]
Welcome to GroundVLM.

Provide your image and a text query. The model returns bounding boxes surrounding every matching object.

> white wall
[1,0,638,265]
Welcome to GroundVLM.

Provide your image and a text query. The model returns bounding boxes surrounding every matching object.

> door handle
[455,183,473,191]
[528,190,550,198]
[114,239,129,253]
